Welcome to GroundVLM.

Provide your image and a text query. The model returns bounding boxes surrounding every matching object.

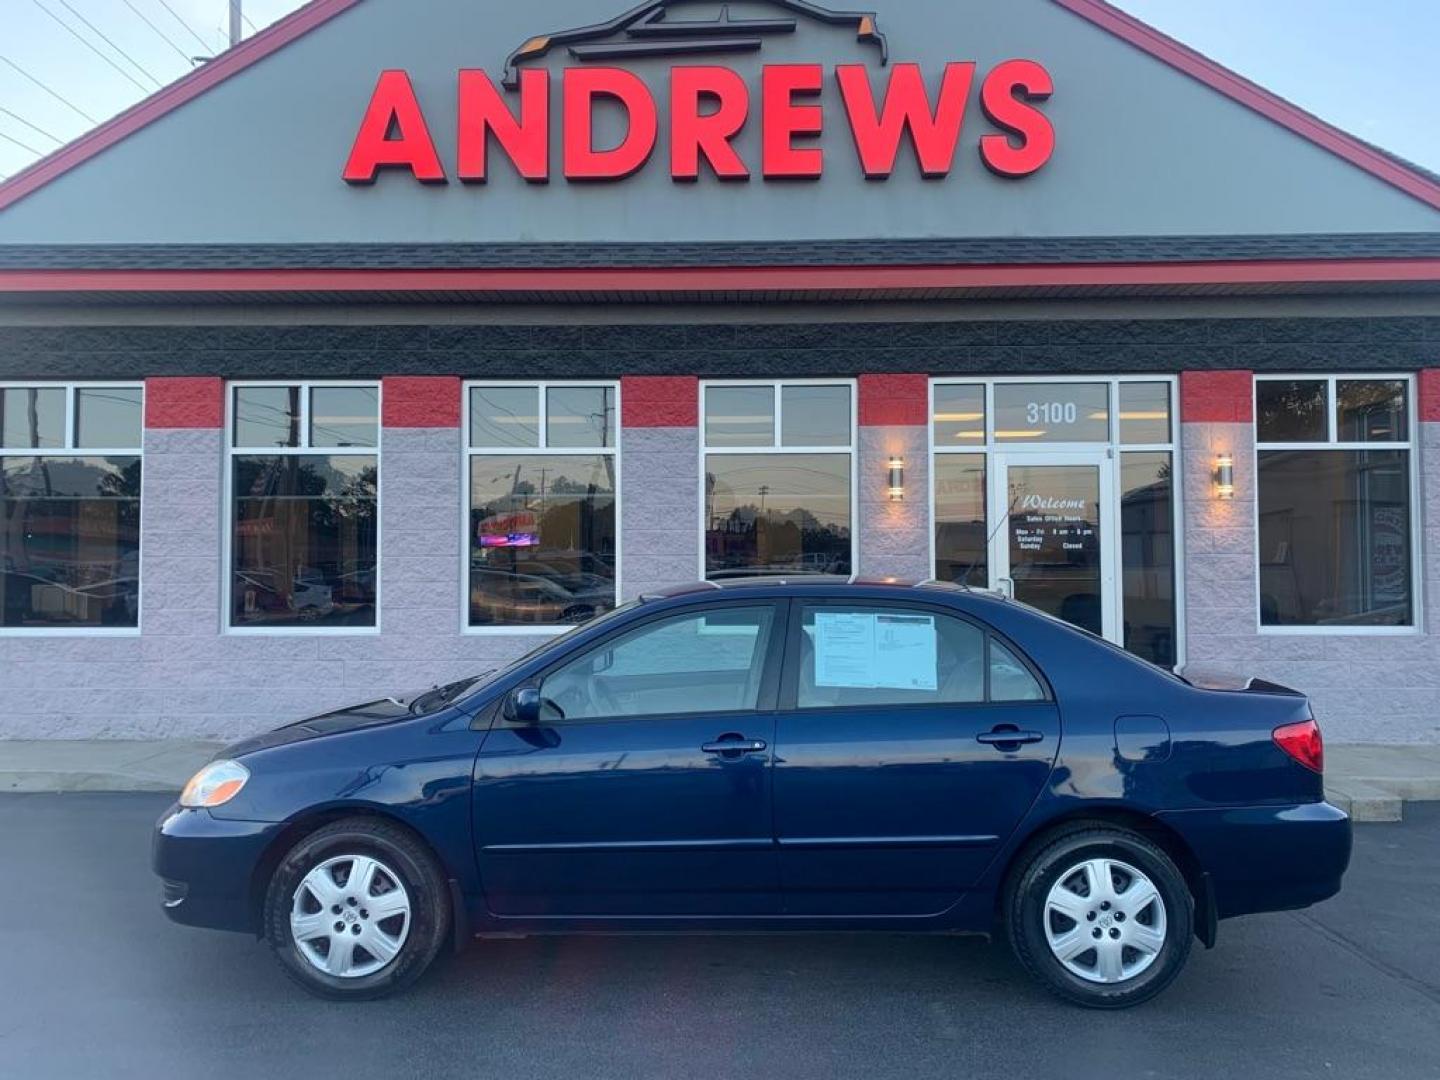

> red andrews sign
[341,60,1055,186]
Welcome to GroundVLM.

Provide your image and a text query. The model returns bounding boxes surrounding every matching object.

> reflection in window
[233,386,302,448]
[705,385,774,447]
[1118,383,1172,446]
[468,455,617,627]
[1337,381,1408,443]
[230,456,378,628]
[1258,450,1412,627]
[705,454,851,578]
[0,456,141,628]
[310,386,379,449]
[546,386,615,449]
[75,388,143,449]
[0,386,65,449]
[1256,380,1328,443]
[781,385,850,447]
[470,386,539,449]
[933,456,987,586]
[933,384,985,445]
[1121,453,1176,666]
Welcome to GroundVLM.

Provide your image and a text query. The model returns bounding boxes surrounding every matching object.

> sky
[1,0,1438,184]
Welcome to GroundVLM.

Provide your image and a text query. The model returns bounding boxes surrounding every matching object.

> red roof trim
[0,0,361,214]
[1,259,1438,295]
[1053,0,1440,211]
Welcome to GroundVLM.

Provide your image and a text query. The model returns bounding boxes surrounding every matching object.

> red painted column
[1179,370,1254,424]
[144,377,223,428]
[621,376,699,428]
[382,376,461,428]
[1420,368,1440,424]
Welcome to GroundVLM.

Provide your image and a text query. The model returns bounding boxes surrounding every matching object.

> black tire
[263,817,450,1001]
[1005,824,1194,1009]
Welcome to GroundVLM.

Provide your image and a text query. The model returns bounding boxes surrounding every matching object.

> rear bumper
[1156,801,1352,919]
[152,804,282,934]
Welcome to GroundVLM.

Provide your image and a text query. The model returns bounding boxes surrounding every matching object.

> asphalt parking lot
[1,793,1437,1080]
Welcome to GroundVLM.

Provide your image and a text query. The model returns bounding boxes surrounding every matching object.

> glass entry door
[992,452,1117,642]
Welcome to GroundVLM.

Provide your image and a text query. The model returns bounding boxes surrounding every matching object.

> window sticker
[814,612,938,691]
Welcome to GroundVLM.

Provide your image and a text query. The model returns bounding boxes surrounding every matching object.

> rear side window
[796,604,1044,709]
[990,639,1046,702]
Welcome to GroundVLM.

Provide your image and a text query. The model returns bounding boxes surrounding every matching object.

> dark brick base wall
[1,316,1437,381]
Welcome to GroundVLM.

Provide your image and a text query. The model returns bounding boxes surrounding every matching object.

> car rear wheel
[1005,825,1193,1009]
[263,818,450,1000]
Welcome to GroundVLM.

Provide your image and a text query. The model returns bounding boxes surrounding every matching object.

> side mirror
[508,687,543,726]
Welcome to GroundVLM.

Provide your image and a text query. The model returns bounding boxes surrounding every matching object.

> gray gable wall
[0,0,1436,245]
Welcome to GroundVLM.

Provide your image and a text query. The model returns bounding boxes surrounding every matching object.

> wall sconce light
[887,456,906,502]
[1213,454,1235,500]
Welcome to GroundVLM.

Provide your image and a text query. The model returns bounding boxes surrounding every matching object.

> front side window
[539,605,776,721]
[704,382,854,580]
[467,383,618,629]
[228,383,379,630]
[796,604,1045,709]
[0,384,143,630]
[1256,376,1415,629]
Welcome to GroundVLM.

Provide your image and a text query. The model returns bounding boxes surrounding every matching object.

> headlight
[180,760,250,808]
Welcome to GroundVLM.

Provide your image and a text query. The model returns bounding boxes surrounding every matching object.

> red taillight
[1274,718,1324,774]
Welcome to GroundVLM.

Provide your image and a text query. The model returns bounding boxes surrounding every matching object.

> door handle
[702,736,768,757]
[977,727,1045,748]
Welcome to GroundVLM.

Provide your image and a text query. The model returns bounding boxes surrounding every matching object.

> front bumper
[1157,801,1352,919]
[152,804,282,934]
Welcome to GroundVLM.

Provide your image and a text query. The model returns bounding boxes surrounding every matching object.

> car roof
[640,577,1005,602]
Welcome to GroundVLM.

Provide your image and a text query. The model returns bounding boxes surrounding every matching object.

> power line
[0,54,98,124]
[30,0,151,94]
[153,0,214,53]
[241,9,258,34]
[0,105,63,145]
[120,0,194,66]
[0,128,43,157]
[53,0,164,89]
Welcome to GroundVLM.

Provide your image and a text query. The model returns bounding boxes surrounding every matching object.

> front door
[993,452,1117,642]
[472,603,784,918]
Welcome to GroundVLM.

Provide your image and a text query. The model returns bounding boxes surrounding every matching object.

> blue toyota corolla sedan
[154,578,1351,1008]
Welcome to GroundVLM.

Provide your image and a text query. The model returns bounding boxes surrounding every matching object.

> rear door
[473,601,785,918]
[773,600,1060,916]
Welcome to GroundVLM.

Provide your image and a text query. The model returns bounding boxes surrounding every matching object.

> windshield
[1002,596,1187,683]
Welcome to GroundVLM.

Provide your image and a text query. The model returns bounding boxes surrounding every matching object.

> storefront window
[227,383,379,630]
[467,383,617,628]
[0,384,143,630]
[703,381,854,579]
[1256,377,1414,629]
[933,455,987,587]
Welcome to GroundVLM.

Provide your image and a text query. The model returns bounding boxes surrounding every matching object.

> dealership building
[0,0,1437,743]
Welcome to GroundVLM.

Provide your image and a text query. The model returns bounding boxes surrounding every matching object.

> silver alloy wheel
[1043,857,1167,985]
[290,854,412,979]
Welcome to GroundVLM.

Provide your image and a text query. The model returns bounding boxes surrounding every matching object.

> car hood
[223,691,428,758]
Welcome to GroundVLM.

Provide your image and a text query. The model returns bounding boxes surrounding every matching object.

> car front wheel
[1006,825,1194,1009]
[263,818,450,1000]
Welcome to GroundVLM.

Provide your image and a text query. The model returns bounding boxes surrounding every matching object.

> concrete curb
[0,740,222,795]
